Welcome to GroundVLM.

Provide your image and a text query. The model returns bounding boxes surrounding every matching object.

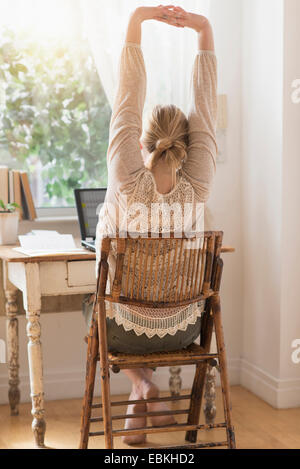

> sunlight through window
[0,0,110,208]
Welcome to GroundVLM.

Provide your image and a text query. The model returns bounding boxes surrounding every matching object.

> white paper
[13,247,87,256]
[19,234,76,251]
[30,230,60,236]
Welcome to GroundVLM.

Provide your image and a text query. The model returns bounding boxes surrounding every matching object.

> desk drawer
[67,261,96,287]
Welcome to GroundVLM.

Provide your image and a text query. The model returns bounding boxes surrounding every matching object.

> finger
[156,11,177,21]
[154,16,177,24]
[158,5,175,10]
[159,5,177,14]
[154,17,173,24]
[154,16,169,23]
[154,17,184,28]
[173,6,186,12]
[173,7,187,17]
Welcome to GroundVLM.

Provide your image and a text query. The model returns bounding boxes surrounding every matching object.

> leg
[79,315,99,450]
[212,295,236,449]
[122,368,177,445]
[169,366,182,396]
[145,369,177,427]
[204,364,217,425]
[5,289,20,416]
[26,310,46,448]
[122,368,148,445]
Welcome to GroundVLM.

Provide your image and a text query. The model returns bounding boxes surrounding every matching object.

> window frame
[36,206,77,220]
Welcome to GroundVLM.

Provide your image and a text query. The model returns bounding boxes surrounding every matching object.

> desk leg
[204,365,217,424]
[5,289,20,416]
[169,367,182,396]
[26,310,46,448]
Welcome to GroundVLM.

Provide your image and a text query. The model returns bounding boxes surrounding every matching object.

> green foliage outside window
[0,28,111,207]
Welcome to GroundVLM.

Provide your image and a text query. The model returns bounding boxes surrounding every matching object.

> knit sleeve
[107,42,146,193]
[182,51,218,203]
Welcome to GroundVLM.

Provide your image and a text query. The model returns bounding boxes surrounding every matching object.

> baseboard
[0,358,240,405]
[240,359,300,409]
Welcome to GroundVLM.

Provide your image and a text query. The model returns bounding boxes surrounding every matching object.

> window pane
[0,0,111,208]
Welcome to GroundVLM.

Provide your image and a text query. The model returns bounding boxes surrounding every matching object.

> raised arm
[107,9,146,192]
[184,19,217,202]
[182,12,217,202]
[158,8,217,203]
[108,6,179,193]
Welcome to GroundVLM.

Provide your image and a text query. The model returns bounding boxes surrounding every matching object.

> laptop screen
[74,188,107,240]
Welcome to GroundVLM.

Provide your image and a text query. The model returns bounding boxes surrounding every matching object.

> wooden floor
[0,386,299,449]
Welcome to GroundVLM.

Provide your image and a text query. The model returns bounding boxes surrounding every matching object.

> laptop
[74,188,107,252]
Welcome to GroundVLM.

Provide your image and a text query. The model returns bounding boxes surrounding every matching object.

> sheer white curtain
[80,0,210,127]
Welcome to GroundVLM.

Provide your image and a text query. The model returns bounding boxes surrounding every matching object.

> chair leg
[185,362,208,443]
[212,294,236,449]
[186,300,214,443]
[98,300,114,449]
[79,317,99,449]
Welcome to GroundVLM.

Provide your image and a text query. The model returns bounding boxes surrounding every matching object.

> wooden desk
[1,246,96,448]
[0,244,234,448]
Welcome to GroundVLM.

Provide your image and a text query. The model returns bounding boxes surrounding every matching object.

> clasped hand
[135,5,209,33]
[135,5,188,28]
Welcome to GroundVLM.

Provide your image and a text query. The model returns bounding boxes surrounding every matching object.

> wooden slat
[184,241,193,300]
[140,240,150,300]
[147,241,155,301]
[174,240,184,302]
[148,441,228,450]
[89,422,228,438]
[91,394,191,409]
[193,238,202,297]
[124,239,132,297]
[111,238,125,300]
[104,292,213,309]
[163,240,172,302]
[153,240,160,302]
[136,239,144,299]
[179,243,188,301]
[169,239,179,302]
[189,247,197,300]
[199,237,207,295]
[108,357,218,370]
[203,235,214,294]
[108,345,218,367]
[91,408,189,423]
[158,241,167,301]
[130,239,138,299]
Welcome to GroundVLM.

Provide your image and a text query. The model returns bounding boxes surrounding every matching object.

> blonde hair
[143,105,189,174]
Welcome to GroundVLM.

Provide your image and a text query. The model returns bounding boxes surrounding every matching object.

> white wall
[241,0,300,408]
[240,0,283,395]
[209,0,243,371]
[280,0,300,393]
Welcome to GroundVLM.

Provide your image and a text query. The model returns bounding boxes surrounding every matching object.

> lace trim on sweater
[106,300,206,339]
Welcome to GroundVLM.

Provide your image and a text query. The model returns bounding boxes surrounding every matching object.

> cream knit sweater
[95,42,217,338]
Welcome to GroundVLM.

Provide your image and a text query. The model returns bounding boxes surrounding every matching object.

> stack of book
[0,166,37,220]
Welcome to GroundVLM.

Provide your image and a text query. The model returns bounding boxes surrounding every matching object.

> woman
[93,4,217,445]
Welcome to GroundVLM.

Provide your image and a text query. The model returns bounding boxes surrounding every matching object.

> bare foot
[143,380,177,427]
[122,388,147,446]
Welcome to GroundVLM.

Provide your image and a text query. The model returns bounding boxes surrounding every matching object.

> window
[0,0,111,209]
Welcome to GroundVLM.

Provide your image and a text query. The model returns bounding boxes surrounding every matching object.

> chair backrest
[97,232,223,309]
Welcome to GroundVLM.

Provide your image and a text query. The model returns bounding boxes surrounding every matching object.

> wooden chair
[79,232,236,449]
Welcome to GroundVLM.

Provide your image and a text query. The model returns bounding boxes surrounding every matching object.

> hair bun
[156,137,173,152]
